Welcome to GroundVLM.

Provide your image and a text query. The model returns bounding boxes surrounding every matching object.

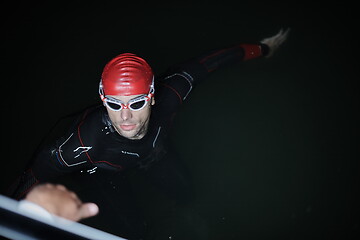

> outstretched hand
[261,28,290,58]
[25,183,99,222]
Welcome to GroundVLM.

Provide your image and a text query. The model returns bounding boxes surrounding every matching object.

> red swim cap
[101,53,154,96]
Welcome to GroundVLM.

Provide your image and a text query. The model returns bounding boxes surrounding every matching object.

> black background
[1,0,359,239]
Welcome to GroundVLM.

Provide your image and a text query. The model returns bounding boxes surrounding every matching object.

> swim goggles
[99,82,154,111]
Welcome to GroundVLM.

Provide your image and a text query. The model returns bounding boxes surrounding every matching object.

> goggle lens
[130,100,147,110]
[106,101,122,111]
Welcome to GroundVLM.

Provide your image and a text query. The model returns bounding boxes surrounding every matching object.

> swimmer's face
[104,94,155,140]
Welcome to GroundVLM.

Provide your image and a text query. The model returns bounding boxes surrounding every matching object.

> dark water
[1,1,359,239]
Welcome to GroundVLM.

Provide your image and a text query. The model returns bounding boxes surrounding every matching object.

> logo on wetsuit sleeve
[73,146,93,158]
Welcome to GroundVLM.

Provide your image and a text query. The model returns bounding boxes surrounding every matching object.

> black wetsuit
[7,43,269,239]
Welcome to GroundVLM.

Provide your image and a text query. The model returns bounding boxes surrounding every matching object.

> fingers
[76,202,99,221]
[54,184,67,191]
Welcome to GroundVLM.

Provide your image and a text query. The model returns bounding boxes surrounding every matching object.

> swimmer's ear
[151,97,155,106]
